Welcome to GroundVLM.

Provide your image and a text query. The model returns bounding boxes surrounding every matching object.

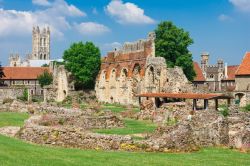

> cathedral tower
[32,26,50,60]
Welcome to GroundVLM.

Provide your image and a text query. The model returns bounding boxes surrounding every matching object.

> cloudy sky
[0,0,249,66]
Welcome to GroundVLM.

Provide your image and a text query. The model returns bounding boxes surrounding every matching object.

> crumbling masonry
[95,32,192,105]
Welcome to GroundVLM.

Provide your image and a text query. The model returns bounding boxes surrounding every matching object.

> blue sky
[0,0,249,66]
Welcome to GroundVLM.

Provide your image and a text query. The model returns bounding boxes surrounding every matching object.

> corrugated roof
[236,52,250,75]
[136,92,233,99]
[193,62,205,81]
[1,67,50,80]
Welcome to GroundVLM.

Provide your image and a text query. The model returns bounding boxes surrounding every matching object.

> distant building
[9,26,51,67]
[234,52,250,107]
[193,52,238,92]
[1,67,50,95]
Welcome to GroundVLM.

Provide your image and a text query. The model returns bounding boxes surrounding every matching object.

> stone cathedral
[32,26,50,60]
[9,26,51,67]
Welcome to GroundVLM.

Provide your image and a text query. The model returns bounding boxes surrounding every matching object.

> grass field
[0,112,29,127]
[0,134,249,166]
[94,118,157,135]
[0,109,249,166]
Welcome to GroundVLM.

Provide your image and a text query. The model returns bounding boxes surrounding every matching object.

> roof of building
[193,62,205,82]
[1,67,50,80]
[236,52,250,76]
[136,92,233,100]
[223,65,239,81]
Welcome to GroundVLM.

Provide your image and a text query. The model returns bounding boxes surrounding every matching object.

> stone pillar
[43,88,47,103]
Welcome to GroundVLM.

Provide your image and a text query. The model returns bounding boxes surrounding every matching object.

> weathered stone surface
[0,126,21,137]
[228,110,250,151]
[18,116,130,151]
[139,110,229,152]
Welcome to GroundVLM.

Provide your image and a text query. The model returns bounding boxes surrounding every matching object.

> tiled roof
[223,65,239,80]
[193,62,205,82]
[236,52,250,75]
[136,92,233,99]
[1,67,50,80]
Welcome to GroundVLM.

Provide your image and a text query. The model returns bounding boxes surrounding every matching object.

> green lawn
[101,104,126,113]
[0,135,249,166]
[94,118,157,135]
[0,112,29,127]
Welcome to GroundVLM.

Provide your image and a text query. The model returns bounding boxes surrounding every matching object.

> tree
[63,41,101,89]
[0,62,5,86]
[155,21,196,81]
[37,70,53,88]
[41,64,49,67]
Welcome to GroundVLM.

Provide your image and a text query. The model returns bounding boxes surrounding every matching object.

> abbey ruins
[0,26,249,153]
[95,32,192,105]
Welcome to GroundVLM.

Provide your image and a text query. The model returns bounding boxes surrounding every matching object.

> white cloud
[75,22,110,36]
[103,42,122,50]
[218,14,233,21]
[229,0,250,12]
[0,0,85,38]
[32,0,51,6]
[105,0,155,24]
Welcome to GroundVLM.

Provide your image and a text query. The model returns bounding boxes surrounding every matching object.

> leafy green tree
[37,70,53,88]
[155,21,196,81]
[0,62,5,86]
[41,64,49,67]
[63,41,101,89]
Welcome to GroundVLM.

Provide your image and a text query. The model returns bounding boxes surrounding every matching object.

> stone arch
[109,68,117,103]
[120,68,128,81]
[109,68,116,87]
[209,74,214,79]
[132,63,141,76]
[235,93,246,107]
[44,54,46,59]
[99,70,107,86]
[40,54,43,59]
[145,65,156,93]
[110,68,116,80]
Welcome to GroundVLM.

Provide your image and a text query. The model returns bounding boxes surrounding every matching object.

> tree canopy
[63,41,101,89]
[37,70,53,88]
[155,21,196,81]
[0,62,5,79]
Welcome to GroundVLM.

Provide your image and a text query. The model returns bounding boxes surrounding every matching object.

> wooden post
[204,99,208,110]
[227,98,231,107]
[193,99,197,111]
[215,99,218,110]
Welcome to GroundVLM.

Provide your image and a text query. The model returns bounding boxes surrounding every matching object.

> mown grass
[0,135,249,166]
[93,118,157,135]
[0,112,29,127]
[101,104,126,113]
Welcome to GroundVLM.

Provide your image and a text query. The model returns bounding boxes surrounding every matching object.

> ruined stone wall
[95,32,155,105]
[44,64,71,102]
[95,32,192,106]
[0,88,24,103]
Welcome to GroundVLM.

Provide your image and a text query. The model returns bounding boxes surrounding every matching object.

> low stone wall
[17,116,131,151]
[228,110,250,150]
[140,110,229,152]
[138,101,191,124]
[0,87,24,103]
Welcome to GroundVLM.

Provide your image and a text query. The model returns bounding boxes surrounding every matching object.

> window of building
[209,74,214,79]
[41,90,44,95]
